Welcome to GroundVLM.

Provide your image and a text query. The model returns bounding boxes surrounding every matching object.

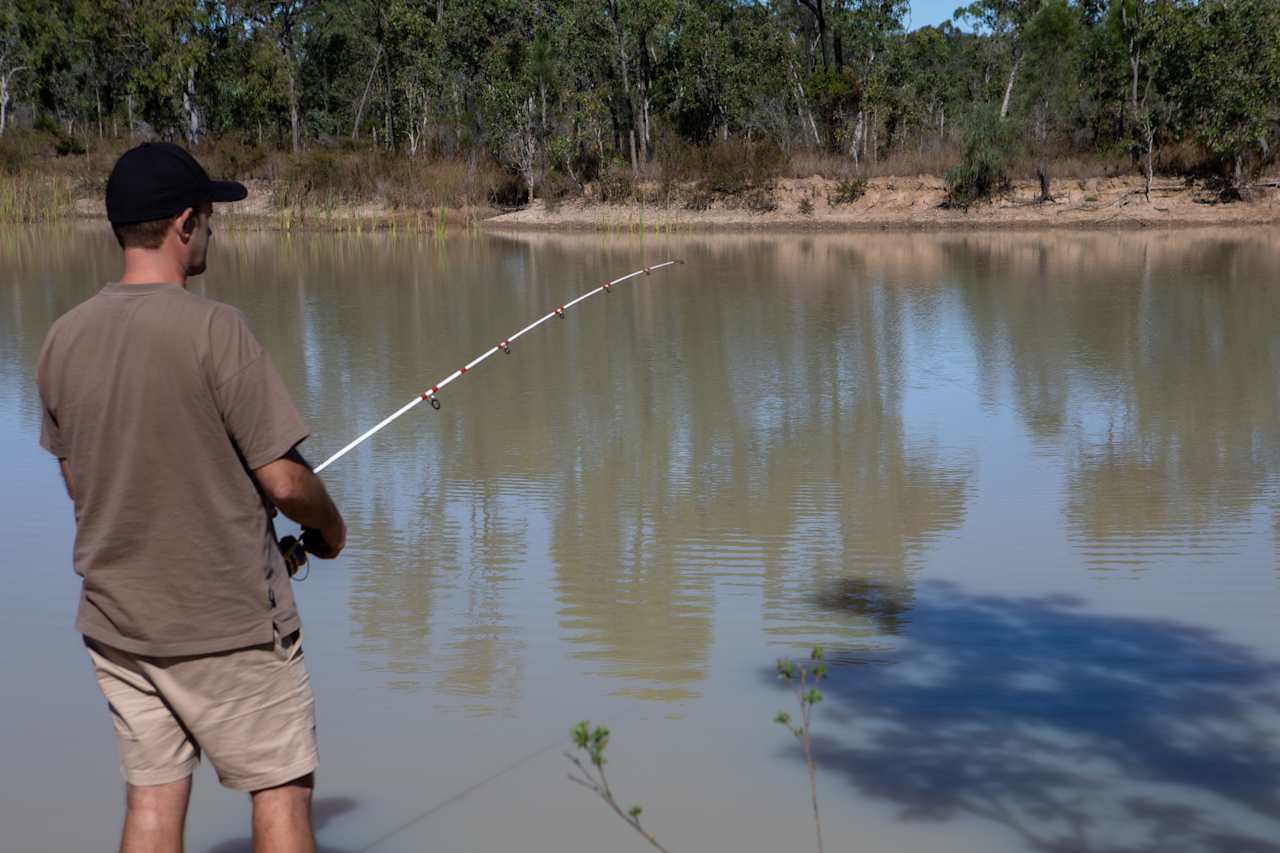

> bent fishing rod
[279,259,683,577]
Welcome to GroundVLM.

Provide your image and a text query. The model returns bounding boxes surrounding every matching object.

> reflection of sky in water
[2,227,1279,852]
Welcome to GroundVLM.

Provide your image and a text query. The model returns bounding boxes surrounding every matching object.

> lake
[2,225,1278,853]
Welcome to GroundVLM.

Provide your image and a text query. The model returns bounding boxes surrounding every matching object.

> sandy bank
[64,175,1280,232]
[486,176,1280,232]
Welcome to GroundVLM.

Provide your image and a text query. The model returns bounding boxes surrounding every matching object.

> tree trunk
[1000,53,1021,120]
[790,58,821,147]
[0,75,8,136]
[796,0,829,68]
[1037,164,1053,202]
[436,0,444,24]
[127,93,134,140]
[352,43,383,140]
[1142,120,1155,201]
[850,110,864,166]
[183,66,201,145]
[641,88,651,158]
[628,129,638,176]
[1129,52,1141,121]
[287,66,300,153]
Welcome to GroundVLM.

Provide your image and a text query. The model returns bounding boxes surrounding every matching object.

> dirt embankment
[68,175,1280,232]
[486,175,1280,231]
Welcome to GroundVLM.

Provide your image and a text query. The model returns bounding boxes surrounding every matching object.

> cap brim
[209,180,248,203]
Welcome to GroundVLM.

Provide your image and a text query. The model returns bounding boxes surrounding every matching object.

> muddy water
[2,226,1278,853]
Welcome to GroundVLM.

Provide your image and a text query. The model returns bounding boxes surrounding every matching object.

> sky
[906,0,963,29]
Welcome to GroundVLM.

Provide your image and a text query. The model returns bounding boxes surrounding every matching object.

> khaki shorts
[85,630,318,792]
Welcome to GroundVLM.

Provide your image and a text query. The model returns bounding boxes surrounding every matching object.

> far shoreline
[42,174,1280,234]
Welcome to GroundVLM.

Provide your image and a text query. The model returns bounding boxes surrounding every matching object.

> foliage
[746,187,779,213]
[701,138,784,195]
[829,176,868,205]
[566,721,673,853]
[776,646,828,853]
[798,196,814,215]
[2,0,1280,205]
[945,106,1017,207]
[684,188,712,211]
[1152,0,1280,197]
[596,161,635,204]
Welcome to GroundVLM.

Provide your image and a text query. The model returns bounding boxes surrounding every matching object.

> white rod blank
[313,260,681,473]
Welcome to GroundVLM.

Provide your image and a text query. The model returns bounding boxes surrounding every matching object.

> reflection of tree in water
[799,583,1280,852]
[549,239,972,694]
[0,227,115,414]
[11,228,1279,707]
[951,233,1280,571]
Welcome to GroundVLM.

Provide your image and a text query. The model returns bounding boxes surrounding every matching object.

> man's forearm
[273,472,344,536]
[254,451,345,543]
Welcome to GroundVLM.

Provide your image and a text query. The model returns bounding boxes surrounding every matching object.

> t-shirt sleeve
[35,331,67,459]
[39,404,66,458]
[208,306,310,470]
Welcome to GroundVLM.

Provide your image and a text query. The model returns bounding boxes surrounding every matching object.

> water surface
[2,226,1278,852]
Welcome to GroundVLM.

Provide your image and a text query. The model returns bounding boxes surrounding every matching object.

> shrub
[0,137,31,176]
[944,106,1016,208]
[798,196,814,216]
[828,177,867,205]
[703,138,784,194]
[539,168,576,211]
[597,161,635,204]
[275,148,381,209]
[684,188,712,211]
[201,140,271,181]
[488,170,527,207]
[746,187,778,213]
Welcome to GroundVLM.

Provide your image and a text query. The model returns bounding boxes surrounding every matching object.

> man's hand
[254,449,346,560]
[301,523,346,560]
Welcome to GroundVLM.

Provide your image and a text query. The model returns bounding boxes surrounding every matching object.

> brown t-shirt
[36,282,309,657]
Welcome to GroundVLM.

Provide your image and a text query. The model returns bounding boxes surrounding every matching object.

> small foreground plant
[566,721,673,853]
[775,646,827,853]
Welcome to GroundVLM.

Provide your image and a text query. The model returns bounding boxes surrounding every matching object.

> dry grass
[0,172,75,223]
[785,146,1143,182]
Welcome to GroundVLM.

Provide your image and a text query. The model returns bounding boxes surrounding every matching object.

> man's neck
[118,249,187,287]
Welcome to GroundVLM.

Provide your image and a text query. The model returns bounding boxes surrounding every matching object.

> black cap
[105,142,247,225]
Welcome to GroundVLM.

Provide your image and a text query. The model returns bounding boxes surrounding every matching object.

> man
[36,142,346,853]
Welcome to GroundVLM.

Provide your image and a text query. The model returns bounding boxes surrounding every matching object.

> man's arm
[253,449,347,559]
[58,460,74,501]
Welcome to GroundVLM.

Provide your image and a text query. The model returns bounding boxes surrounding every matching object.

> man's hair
[112,216,176,250]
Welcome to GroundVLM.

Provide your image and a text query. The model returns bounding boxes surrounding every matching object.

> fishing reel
[279,535,308,579]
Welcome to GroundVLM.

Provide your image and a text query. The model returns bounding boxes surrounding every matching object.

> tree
[240,1,310,153]
[0,5,29,135]
[1157,0,1280,198]
[956,0,1042,120]
[1019,0,1082,200]
[1112,0,1171,200]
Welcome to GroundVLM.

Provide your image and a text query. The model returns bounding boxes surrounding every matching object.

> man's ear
[175,207,197,242]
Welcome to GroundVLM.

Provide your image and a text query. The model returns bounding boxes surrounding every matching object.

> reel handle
[279,535,308,578]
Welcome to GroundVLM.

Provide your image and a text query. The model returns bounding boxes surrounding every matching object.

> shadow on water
[782,582,1280,852]
[203,796,358,853]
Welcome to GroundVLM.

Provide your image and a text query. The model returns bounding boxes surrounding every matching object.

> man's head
[106,143,246,279]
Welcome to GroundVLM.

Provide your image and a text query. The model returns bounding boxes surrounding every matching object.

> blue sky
[906,0,964,29]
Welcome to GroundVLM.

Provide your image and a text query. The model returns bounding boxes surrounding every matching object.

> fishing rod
[279,259,684,577]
